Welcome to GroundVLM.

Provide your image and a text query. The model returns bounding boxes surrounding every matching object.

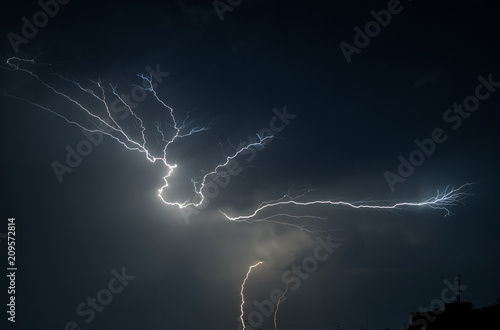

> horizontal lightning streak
[221,183,474,222]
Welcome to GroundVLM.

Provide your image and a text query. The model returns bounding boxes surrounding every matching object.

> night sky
[1,1,500,329]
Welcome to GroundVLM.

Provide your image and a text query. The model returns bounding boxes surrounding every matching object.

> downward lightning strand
[274,275,294,330]
[240,261,263,330]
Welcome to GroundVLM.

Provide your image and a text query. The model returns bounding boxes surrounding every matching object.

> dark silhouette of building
[409,300,500,329]
[409,276,499,329]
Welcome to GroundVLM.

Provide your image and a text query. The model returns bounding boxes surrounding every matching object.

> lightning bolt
[6,57,478,330]
[6,57,474,231]
[240,261,263,330]
[221,183,474,223]
[274,275,294,330]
